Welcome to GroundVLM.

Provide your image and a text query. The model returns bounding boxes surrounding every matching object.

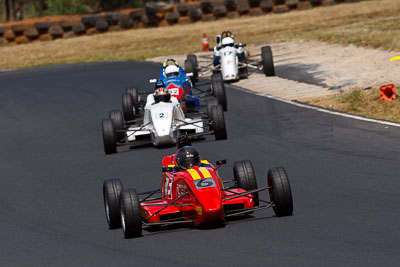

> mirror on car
[216,159,227,166]
[149,79,157,84]
[162,166,173,172]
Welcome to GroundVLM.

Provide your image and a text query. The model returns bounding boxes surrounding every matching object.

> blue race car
[159,59,200,110]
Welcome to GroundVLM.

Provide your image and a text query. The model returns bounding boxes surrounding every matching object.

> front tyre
[261,46,275,76]
[267,167,293,217]
[233,160,259,207]
[211,73,227,111]
[120,189,142,238]
[211,104,227,140]
[103,179,123,229]
[102,118,117,155]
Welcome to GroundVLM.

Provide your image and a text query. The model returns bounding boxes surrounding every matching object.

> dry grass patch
[1,0,400,70]
[304,88,400,122]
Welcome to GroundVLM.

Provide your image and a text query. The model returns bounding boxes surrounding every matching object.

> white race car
[101,83,227,154]
[185,30,275,83]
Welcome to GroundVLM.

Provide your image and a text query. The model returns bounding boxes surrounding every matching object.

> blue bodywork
[159,66,200,107]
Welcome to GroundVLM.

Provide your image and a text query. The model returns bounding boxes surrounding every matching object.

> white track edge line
[230,85,400,128]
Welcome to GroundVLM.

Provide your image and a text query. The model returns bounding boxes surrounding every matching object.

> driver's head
[221,37,234,48]
[176,146,201,170]
[165,65,180,78]
[154,81,171,103]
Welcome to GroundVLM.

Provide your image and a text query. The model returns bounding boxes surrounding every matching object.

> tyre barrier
[0,0,364,46]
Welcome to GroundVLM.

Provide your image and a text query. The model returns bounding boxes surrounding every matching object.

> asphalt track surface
[1,61,400,267]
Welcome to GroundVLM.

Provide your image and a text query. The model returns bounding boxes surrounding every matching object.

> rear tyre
[120,189,142,238]
[102,118,117,154]
[267,167,293,217]
[211,104,227,140]
[233,160,259,207]
[211,73,227,111]
[261,46,275,76]
[187,54,198,68]
[103,179,123,229]
[122,93,135,121]
[109,110,125,142]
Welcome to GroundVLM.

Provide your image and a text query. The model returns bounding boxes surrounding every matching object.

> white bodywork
[126,94,203,146]
[219,46,239,81]
[214,44,245,81]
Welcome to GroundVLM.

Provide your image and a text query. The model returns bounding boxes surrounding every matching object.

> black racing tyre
[177,4,189,16]
[206,98,219,120]
[122,93,135,121]
[48,26,63,37]
[119,17,133,29]
[261,45,275,76]
[184,58,197,85]
[237,2,250,14]
[211,104,227,140]
[267,167,293,217]
[225,0,238,11]
[233,160,259,207]
[126,87,139,107]
[187,54,198,68]
[166,12,180,24]
[95,20,109,32]
[189,8,202,22]
[200,1,214,14]
[213,5,227,18]
[34,21,57,31]
[120,189,142,238]
[211,73,227,111]
[109,110,125,142]
[72,24,86,34]
[102,118,117,154]
[103,179,123,229]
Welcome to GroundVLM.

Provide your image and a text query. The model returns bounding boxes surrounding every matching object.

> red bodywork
[166,82,189,100]
[140,159,255,226]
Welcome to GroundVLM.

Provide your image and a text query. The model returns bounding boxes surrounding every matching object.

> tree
[5,0,11,21]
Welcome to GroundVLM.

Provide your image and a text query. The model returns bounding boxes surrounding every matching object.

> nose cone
[195,188,224,223]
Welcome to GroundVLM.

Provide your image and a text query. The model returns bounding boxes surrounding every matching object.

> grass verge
[0,0,400,70]
[303,87,400,122]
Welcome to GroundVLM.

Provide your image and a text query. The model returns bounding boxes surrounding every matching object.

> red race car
[103,146,293,238]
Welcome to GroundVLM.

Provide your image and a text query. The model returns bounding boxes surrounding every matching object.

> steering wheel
[221,31,233,39]
[163,58,179,68]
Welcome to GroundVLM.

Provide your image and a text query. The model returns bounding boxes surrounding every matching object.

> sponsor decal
[195,205,203,215]
[194,178,217,189]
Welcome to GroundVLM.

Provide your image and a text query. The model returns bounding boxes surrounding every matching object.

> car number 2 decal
[156,112,168,119]
[194,178,217,189]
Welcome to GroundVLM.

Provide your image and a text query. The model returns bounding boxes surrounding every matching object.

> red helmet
[154,85,171,103]
[155,87,168,96]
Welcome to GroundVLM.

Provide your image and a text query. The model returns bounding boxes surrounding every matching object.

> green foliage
[99,0,144,10]
[337,90,363,112]
[45,0,88,15]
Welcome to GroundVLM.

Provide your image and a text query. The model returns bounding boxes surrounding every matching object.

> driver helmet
[165,65,180,78]
[154,81,171,103]
[176,146,201,170]
[221,37,235,48]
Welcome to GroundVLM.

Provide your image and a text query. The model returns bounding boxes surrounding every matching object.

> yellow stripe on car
[198,167,212,178]
[187,168,201,180]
